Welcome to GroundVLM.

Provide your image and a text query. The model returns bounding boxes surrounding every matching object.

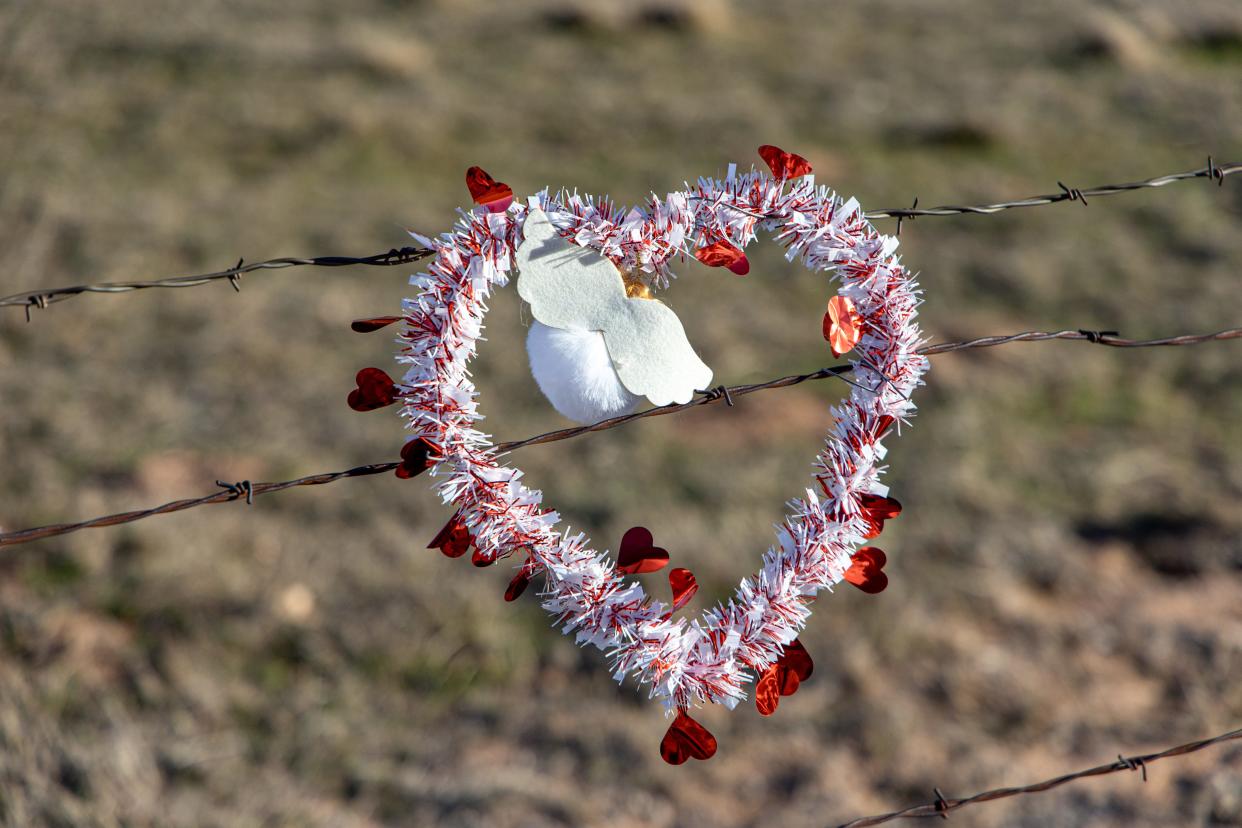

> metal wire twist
[862,158,1240,219]
[1,324,1237,549]
[2,160,1237,317]
[836,726,1242,827]
[1,246,433,318]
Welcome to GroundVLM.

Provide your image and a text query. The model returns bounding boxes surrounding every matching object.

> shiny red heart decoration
[755,637,815,716]
[694,239,750,275]
[395,438,433,480]
[758,144,813,180]
[668,567,698,613]
[859,493,902,539]
[824,295,863,357]
[617,527,670,575]
[428,511,472,559]
[504,569,531,602]
[660,710,718,765]
[843,546,888,594]
[348,367,398,412]
[465,166,514,213]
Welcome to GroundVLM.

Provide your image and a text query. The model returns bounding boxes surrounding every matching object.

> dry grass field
[1,0,1241,825]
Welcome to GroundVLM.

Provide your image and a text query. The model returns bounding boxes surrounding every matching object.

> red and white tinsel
[394,162,929,714]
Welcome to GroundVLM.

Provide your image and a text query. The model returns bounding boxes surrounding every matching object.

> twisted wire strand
[2,160,1236,316]
[1,325,1237,549]
[836,726,1242,827]
[862,159,1241,219]
[0,246,433,316]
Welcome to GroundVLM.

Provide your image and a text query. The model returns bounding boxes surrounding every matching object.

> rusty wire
[0,246,433,319]
[3,160,1237,317]
[1,324,1238,549]
[836,725,1242,827]
[862,157,1239,221]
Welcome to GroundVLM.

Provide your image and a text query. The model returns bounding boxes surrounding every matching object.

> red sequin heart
[859,493,902,539]
[755,638,814,716]
[465,166,514,214]
[823,295,863,357]
[427,511,472,559]
[843,546,888,594]
[504,569,531,602]
[617,527,670,575]
[351,315,401,333]
[758,144,813,180]
[668,568,698,613]
[348,367,398,412]
[660,710,718,765]
[395,438,434,480]
[695,239,750,275]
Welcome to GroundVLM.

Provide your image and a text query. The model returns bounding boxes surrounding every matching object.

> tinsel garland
[393,162,928,717]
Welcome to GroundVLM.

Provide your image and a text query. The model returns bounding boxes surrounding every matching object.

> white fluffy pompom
[526,321,642,424]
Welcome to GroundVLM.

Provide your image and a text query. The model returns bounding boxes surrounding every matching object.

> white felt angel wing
[515,208,620,332]
[515,208,712,407]
[609,300,713,407]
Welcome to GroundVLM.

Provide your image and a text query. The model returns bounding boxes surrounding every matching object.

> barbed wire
[836,725,1242,827]
[0,246,433,319]
[2,160,1236,317]
[1,324,1237,549]
[863,157,1239,220]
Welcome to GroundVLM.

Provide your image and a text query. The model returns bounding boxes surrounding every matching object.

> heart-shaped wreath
[363,147,929,763]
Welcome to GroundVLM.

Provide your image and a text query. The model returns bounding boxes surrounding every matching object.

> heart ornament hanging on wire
[368,147,929,762]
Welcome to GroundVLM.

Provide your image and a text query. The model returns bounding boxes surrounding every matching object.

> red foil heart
[660,710,718,764]
[617,527,670,575]
[504,570,531,602]
[843,546,888,594]
[758,144,813,180]
[695,239,750,275]
[755,638,815,716]
[859,493,903,539]
[823,295,863,357]
[351,315,401,333]
[348,367,398,412]
[427,511,472,559]
[395,438,434,480]
[465,166,514,213]
[668,568,698,613]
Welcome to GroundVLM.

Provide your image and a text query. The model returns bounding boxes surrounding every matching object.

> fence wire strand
[862,158,1240,219]
[836,726,1242,827]
[2,160,1237,316]
[1,324,1237,549]
[0,246,433,317]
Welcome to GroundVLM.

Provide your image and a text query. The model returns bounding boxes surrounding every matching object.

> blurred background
[1,0,1241,825]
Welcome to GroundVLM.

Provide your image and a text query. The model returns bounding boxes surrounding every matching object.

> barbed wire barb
[836,726,1242,827]
[1,324,1237,549]
[2,160,1236,315]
